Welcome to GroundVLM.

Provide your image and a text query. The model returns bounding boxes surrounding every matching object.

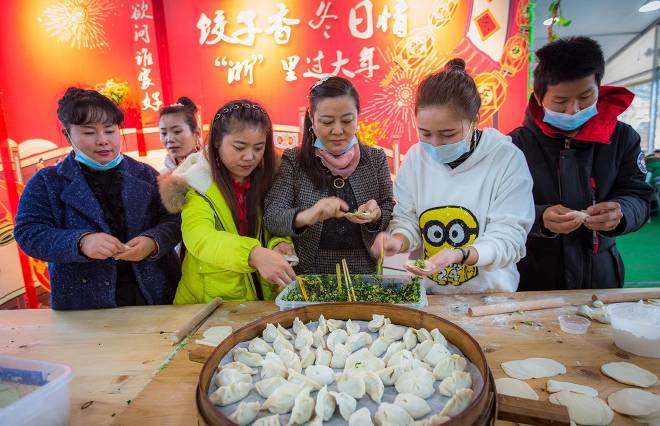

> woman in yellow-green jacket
[159,100,297,303]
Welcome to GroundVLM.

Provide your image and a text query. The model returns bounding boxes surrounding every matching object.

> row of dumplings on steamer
[209,315,476,425]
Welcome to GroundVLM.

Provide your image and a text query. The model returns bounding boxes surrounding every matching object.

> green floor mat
[617,215,660,288]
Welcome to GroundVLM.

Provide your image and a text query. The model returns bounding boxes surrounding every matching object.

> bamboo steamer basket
[197,302,496,425]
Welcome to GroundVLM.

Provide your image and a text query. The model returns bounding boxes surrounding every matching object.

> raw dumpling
[253,414,281,426]
[374,402,413,426]
[294,327,314,351]
[315,347,332,366]
[232,347,264,367]
[345,348,385,373]
[501,358,566,380]
[263,323,280,343]
[312,328,326,349]
[415,328,433,343]
[336,372,366,399]
[376,366,405,386]
[274,334,295,354]
[601,362,658,387]
[423,343,451,366]
[222,361,257,375]
[329,391,357,421]
[381,324,407,342]
[261,352,288,379]
[363,371,384,403]
[209,382,253,406]
[346,319,361,335]
[387,349,416,370]
[317,315,329,335]
[288,386,315,425]
[249,337,274,355]
[369,337,389,357]
[327,329,349,351]
[546,380,597,397]
[214,368,252,387]
[403,328,417,350]
[315,385,337,421]
[439,388,474,417]
[262,382,303,414]
[229,401,260,425]
[292,317,306,335]
[430,328,447,346]
[382,341,405,364]
[395,368,435,399]
[304,417,323,426]
[349,407,374,426]
[277,323,294,340]
[548,390,614,425]
[278,349,302,373]
[368,314,385,332]
[393,393,431,419]
[437,370,472,397]
[495,378,538,400]
[305,365,336,386]
[255,376,287,398]
[432,354,467,380]
[287,368,322,391]
[412,340,434,361]
[412,413,450,425]
[345,332,373,352]
[299,346,316,368]
[327,319,346,331]
[330,343,350,369]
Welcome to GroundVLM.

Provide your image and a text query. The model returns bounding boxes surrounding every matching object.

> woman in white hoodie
[372,58,535,293]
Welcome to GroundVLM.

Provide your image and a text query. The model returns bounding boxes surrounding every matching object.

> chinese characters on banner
[131,0,163,113]
[195,1,407,86]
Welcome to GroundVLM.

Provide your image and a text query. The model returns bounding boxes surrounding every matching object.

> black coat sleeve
[602,124,653,237]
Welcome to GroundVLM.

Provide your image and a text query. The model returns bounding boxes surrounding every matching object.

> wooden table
[2,289,659,425]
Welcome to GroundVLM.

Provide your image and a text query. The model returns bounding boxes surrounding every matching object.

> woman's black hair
[415,58,481,122]
[159,96,200,134]
[533,36,605,100]
[57,87,124,132]
[300,76,360,189]
[207,99,276,238]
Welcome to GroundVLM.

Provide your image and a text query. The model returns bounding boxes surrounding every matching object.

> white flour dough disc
[495,378,538,400]
[546,380,598,397]
[601,362,658,388]
[196,326,233,347]
[607,388,660,417]
[501,358,566,380]
[549,390,614,425]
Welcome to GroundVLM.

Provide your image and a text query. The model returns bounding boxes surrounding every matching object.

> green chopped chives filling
[281,275,422,304]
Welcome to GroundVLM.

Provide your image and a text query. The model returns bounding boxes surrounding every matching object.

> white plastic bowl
[0,355,73,426]
[609,302,660,358]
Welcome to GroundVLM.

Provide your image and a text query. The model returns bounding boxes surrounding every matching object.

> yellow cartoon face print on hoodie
[419,206,479,286]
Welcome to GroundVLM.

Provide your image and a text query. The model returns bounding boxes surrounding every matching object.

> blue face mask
[313,135,358,154]
[542,101,598,131]
[420,128,472,164]
[66,129,124,171]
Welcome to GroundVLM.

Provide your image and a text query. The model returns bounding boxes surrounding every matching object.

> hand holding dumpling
[345,199,381,225]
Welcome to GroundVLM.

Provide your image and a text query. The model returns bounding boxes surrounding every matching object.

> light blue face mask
[313,135,358,155]
[66,129,124,171]
[542,101,598,131]
[420,127,472,164]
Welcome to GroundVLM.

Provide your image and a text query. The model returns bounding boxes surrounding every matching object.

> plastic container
[0,355,73,426]
[558,314,591,334]
[275,274,428,310]
[609,302,660,358]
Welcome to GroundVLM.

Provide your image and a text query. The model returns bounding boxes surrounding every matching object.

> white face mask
[420,125,473,164]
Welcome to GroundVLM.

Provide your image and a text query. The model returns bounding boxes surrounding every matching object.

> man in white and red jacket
[510,37,653,291]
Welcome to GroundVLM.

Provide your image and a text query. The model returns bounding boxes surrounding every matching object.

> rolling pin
[169,297,223,345]
[468,297,566,317]
[592,289,660,304]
